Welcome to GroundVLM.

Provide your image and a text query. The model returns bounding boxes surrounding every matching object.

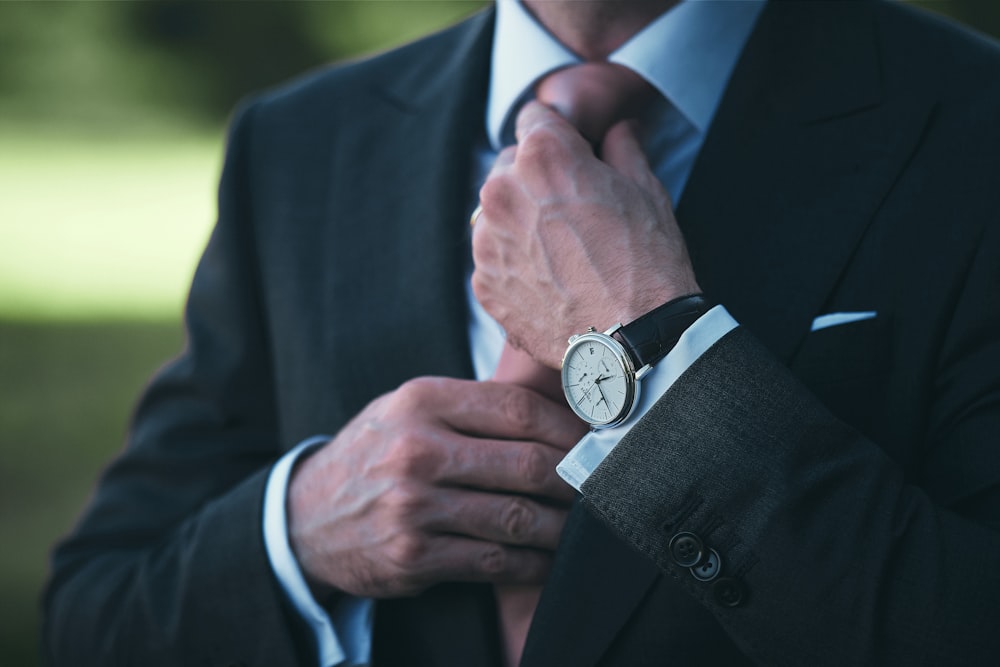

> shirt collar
[486,0,766,149]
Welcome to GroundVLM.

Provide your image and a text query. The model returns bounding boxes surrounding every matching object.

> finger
[418,535,554,586]
[491,144,517,173]
[514,100,570,144]
[444,438,578,503]
[456,385,587,453]
[514,100,593,162]
[426,488,569,549]
[402,377,585,450]
[601,119,660,190]
[475,149,519,238]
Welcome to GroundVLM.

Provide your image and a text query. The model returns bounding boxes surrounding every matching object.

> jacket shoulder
[874,0,1000,93]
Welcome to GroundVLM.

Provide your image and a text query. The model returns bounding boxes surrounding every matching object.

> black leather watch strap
[616,294,711,368]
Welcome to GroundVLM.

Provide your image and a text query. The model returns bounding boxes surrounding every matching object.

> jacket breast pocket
[791,316,892,435]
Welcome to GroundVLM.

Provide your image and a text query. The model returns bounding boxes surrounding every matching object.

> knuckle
[393,376,436,411]
[389,434,440,480]
[386,532,429,569]
[382,482,426,522]
[515,444,550,488]
[500,497,537,543]
[501,388,540,434]
[498,145,518,163]
[382,387,448,480]
[470,269,488,302]
[519,127,563,163]
[478,177,506,210]
[479,544,508,576]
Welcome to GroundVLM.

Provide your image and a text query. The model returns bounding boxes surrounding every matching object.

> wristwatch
[560,294,710,428]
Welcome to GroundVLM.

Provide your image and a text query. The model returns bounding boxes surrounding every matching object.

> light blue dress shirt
[263,1,764,665]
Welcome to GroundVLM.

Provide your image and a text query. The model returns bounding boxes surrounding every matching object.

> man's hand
[471,101,700,368]
[287,376,587,598]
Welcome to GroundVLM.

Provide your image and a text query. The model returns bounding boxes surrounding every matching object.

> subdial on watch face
[565,342,627,423]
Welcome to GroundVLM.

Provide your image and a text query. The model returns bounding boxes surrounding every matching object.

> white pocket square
[810,311,877,332]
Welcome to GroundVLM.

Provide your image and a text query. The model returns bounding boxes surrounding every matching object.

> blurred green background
[0,1,996,665]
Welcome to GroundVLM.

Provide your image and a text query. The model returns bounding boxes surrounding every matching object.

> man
[44,0,1000,665]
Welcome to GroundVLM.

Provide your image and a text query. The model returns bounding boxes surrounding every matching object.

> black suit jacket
[44,2,1000,665]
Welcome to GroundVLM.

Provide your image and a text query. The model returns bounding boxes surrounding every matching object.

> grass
[0,130,221,320]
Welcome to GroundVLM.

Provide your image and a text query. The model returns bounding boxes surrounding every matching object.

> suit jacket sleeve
[581,224,1000,665]
[43,101,313,667]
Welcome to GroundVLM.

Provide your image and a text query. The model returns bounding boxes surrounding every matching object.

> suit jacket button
[712,577,747,607]
[668,531,704,567]
[690,548,722,582]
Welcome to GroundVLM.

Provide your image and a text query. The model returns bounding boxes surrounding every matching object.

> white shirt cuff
[557,305,738,490]
[262,435,373,667]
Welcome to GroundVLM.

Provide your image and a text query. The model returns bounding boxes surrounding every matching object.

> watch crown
[587,326,596,333]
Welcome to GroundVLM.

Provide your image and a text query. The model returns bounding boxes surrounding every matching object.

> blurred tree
[127,1,334,119]
[947,0,1000,37]
[0,1,486,133]
[128,1,486,120]
[915,0,1000,38]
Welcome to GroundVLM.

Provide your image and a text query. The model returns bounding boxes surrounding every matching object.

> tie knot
[534,62,655,145]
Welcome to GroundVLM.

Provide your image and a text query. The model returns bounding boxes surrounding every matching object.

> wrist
[615,277,702,326]
[286,447,332,591]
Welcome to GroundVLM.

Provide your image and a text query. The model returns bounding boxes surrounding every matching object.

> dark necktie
[492,61,655,667]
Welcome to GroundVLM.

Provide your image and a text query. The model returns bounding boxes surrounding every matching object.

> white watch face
[562,334,634,426]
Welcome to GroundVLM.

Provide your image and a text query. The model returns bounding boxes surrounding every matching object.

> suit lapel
[324,10,493,420]
[678,0,935,363]
[521,501,659,667]
[525,3,937,665]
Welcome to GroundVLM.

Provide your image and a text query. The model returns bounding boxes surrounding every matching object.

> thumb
[601,120,660,192]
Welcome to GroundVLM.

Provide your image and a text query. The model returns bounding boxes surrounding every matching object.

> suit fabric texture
[44,2,1000,666]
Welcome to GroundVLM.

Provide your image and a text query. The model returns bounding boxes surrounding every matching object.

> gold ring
[470,204,483,228]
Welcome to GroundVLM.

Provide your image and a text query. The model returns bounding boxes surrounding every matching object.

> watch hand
[595,381,609,407]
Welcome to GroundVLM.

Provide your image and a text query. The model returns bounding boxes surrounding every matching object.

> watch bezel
[560,327,640,428]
